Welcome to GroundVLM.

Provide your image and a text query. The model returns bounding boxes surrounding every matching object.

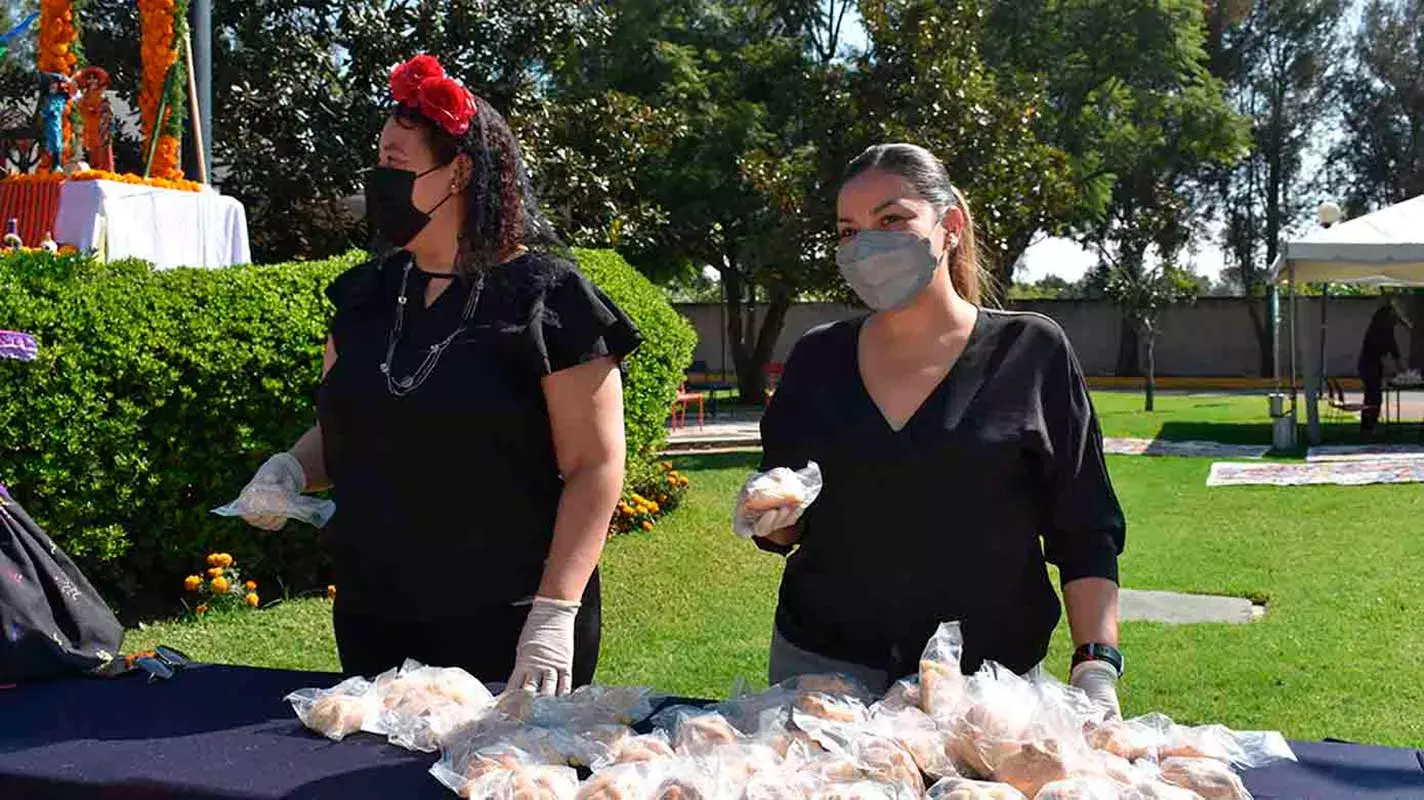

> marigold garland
[137,0,189,181]
[1,169,202,193]
[36,0,82,169]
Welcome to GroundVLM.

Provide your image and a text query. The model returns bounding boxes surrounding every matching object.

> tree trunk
[991,229,1036,303]
[722,268,761,404]
[1116,314,1141,377]
[1142,319,1157,412]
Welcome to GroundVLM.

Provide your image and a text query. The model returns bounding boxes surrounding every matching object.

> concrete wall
[676,297,1415,378]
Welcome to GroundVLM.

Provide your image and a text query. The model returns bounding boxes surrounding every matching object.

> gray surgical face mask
[836,229,940,311]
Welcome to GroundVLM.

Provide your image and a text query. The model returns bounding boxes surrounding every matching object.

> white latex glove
[509,597,580,697]
[1071,660,1122,721]
[237,453,306,532]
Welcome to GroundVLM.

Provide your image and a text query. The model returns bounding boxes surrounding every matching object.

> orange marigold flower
[327,585,337,600]
[206,567,223,579]
[647,501,660,514]
[183,575,202,592]
[216,553,233,568]
[195,603,209,615]
[245,593,260,608]
[244,580,257,591]
[206,553,221,567]
[211,576,230,594]
[641,521,654,532]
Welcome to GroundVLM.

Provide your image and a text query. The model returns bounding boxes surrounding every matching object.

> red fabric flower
[390,55,445,105]
[416,77,477,137]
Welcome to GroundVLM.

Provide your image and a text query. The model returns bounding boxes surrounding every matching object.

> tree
[1014,0,1245,382]
[1100,237,1201,411]
[1333,0,1424,366]
[1210,0,1346,376]
[859,0,1079,294]
[549,0,862,402]
[1333,0,1424,211]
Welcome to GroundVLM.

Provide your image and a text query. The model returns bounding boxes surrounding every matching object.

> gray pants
[769,626,1045,693]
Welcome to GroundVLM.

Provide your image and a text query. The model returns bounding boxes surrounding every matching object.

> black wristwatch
[1072,643,1124,677]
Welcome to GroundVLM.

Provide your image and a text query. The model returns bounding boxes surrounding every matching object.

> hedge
[0,248,695,619]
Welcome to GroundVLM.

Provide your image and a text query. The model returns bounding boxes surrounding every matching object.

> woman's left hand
[1071,660,1122,720]
[508,597,580,696]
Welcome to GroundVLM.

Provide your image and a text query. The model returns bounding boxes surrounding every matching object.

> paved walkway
[1119,588,1264,625]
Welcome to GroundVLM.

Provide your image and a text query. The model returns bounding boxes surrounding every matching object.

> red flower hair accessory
[389,55,477,137]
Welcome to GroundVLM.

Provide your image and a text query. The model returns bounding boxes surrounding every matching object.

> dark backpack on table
[0,488,123,682]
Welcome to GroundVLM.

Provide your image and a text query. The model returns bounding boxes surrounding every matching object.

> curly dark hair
[388,96,562,274]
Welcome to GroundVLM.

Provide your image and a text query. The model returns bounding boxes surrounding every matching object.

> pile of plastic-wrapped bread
[286,622,1294,799]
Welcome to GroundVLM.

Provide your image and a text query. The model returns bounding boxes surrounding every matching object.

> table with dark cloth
[1,664,1421,799]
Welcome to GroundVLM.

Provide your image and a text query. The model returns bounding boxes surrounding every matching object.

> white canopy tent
[1270,194,1424,444]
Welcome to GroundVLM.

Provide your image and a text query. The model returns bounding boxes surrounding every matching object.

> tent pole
[1289,263,1298,419]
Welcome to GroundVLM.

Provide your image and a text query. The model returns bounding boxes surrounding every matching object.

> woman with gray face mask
[732,143,1127,719]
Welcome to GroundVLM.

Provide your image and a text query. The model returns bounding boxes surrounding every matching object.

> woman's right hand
[237,452,307,531]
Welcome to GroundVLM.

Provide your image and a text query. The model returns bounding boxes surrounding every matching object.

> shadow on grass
[669,452,762,472]
[1153,420,1424,455]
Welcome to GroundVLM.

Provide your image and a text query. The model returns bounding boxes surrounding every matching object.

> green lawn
[125,392,1424,747]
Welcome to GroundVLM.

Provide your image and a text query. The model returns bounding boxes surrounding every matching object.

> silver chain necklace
[379,260,484,397]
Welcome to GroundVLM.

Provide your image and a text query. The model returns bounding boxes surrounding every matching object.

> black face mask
[364,165,454,249]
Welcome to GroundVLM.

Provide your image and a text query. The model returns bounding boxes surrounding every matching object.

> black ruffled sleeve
[527,261,643,375]
[324,257,385,351]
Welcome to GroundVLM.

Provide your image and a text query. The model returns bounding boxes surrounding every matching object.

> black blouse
[317,251,641,617]
[759,310,1125,678]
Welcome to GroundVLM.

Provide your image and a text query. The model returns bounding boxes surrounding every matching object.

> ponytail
[947,185,995,307]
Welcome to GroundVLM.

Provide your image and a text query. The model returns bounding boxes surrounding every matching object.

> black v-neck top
[316,251,641,617]
[759,309,1125,677]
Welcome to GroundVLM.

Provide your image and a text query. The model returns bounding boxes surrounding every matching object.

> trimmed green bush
[0,248,694,619]
[573,248,697,460]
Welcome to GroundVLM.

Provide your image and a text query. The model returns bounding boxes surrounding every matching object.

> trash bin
[1267,392,1296,450]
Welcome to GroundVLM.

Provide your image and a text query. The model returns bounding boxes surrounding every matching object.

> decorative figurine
[3,218,22,250]
[37,71,76,172]
[75,67,114,172]
[39,231,58,253]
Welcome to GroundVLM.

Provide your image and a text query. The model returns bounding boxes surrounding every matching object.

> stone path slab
[1119,588,1264,625]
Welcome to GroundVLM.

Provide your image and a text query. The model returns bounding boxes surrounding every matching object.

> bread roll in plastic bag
[867,705,958,780]
[927,777,1029,800]
[286,676,376,741]
[1158,757,1250,800]
[733,462,823,538]
[370,660,496,752]
[1031,777,1127,800]
[920,621,968,720]
[591,730,677,769]
[211,489,335,528]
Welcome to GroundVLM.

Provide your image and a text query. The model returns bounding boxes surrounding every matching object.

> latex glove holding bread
[732,461,823,540]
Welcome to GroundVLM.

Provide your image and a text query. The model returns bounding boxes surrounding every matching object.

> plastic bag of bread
[464,763,580,799]
[872,677,922,715]
[575,762,666,800]
[943,664,1039,777]
[591,731,677,768]
[920,621,968,720]
[792,689,871,730]
[695,742,785,787]
[430,744,574,799]
[927,777,1029,800]
[790,673,876,703]
[846,735,927,795]
[733,462,823,538]
[1087,718,1163,762]
[1130,780,1204,800]
[652,709,746,756]
[370,660,496,751]
[1031,777,1127,800]
[286,676,376,741]
[1158,757,1249,800]
[812,781,919,800]
[867,705,957,780]
[532,685,656,731]
[1095,714,1292,771]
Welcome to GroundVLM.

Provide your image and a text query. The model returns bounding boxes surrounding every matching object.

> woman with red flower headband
[231,55,641,696]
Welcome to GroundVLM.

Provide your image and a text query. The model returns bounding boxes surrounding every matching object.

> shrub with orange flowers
[182,551,260,616]
[137,0,189,181]
[36,0,84,168]
[610,460,690,536]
